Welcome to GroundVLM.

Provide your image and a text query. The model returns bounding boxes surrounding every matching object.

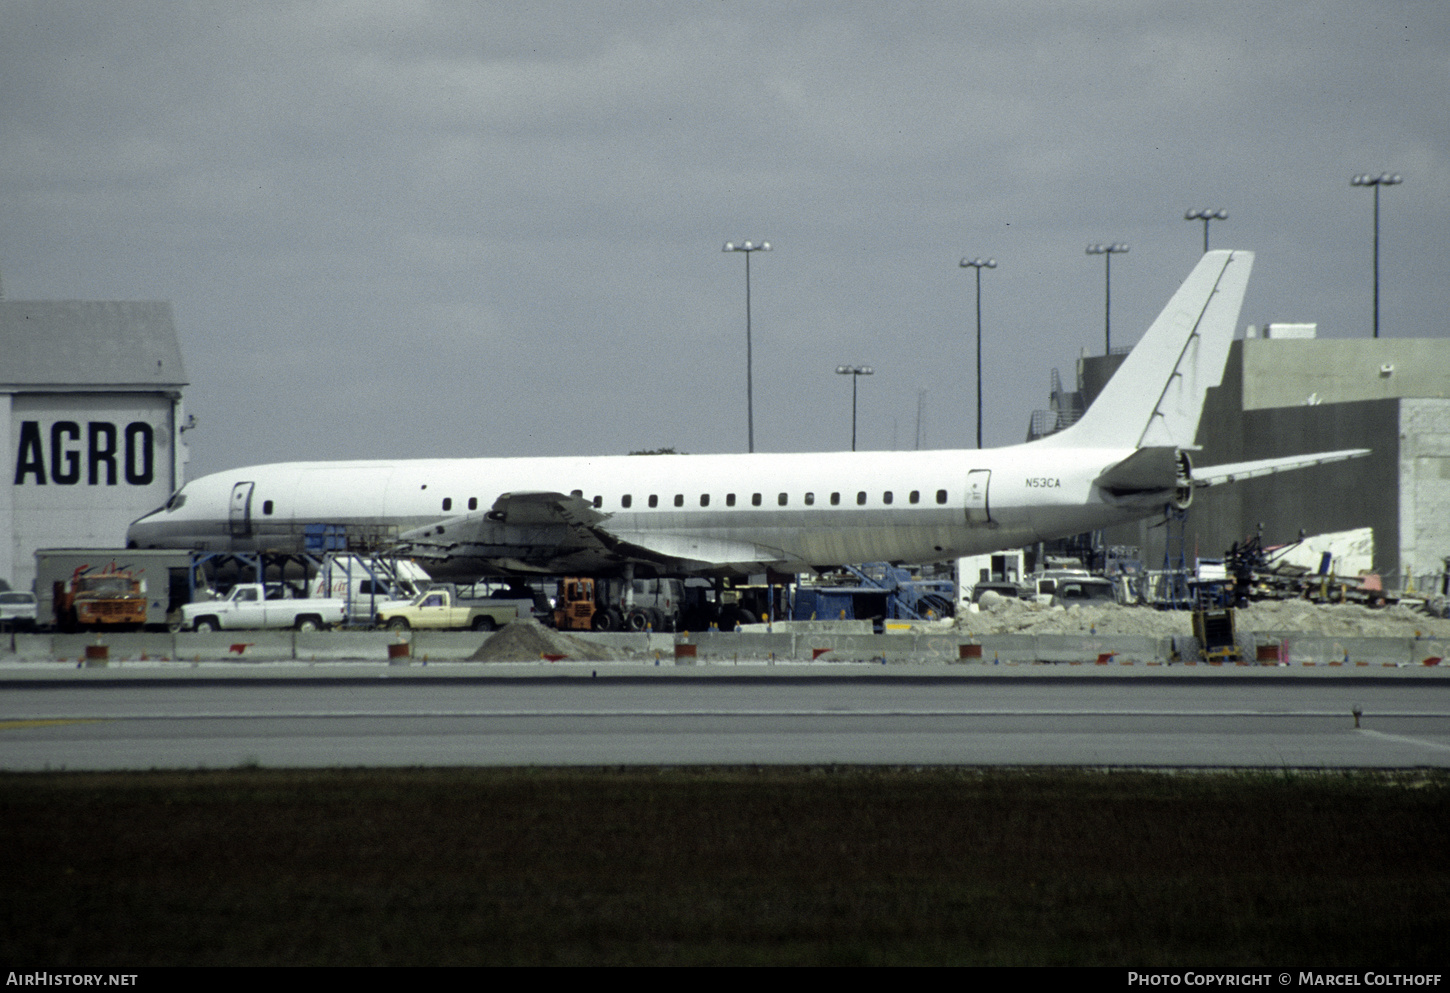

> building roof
[0,300,187,390]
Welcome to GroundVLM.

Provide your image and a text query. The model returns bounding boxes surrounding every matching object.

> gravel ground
[955,593,1450,639]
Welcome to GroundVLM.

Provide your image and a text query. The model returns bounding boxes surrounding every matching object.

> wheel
[295,616,321,632]
[471,616,497,632]
[625,607,652,632]
[194,617,219,633]
[591,607,620,632]
[386,617,410,631]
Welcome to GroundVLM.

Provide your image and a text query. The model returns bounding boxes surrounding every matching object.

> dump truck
[53,565,148,631]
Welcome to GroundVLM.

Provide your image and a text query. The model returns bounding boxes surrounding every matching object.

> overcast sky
[2,1,1446,480]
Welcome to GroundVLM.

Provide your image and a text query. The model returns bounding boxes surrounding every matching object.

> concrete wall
[1398,399,1450,585]
[1241,338,1450,410]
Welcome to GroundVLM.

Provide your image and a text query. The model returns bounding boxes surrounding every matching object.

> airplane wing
[395,491,796,575]
[597,530,800,572]
[395,491,613,571]
[480,491,606,528]
[1191,449,1371,488]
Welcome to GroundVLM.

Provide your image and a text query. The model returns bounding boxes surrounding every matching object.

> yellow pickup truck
[375,588,518,632]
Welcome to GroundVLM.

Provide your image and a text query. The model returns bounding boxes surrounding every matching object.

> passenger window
[831,492,841,506]
[909,491,920,504]
[468,497,478,511]
[700,494,710,507]
[883,491,893,505]
[649,495,659,508]
[778,493,788,506]
[726,493,736,507]
[674,494,684,507]
[752,493,762,506]
[622,494,633,508]
[857,491,867,506]
[262,500,274,515]
[592,495,602,508]
[442,498,453,511]
[804,492,814,506]
[936,489,948,504]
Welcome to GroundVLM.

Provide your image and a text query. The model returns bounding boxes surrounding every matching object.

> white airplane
[127,250,1365,580]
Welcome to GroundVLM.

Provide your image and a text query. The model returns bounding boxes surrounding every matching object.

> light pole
[722,240,771,451]
[959,257,996,449]
[835,365,873,451]
[1086,243,1129,354]
[1184,209,1227,254]
[1351,173,1402,338]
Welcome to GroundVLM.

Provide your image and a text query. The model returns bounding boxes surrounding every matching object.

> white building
[1,299,188,591]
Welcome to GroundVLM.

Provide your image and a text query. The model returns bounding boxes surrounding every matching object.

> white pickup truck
[181,583,348,632]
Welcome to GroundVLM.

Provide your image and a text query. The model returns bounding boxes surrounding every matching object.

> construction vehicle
[52,564,148,631]
[553,576,684,632]
[1191,606,1241,662]
[1225,527,1388,607]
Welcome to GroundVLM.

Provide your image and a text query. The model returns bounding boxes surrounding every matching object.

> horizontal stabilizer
[1192,449,1371,488]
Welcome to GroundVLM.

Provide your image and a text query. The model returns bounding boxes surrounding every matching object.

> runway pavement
[3,663,1448,770]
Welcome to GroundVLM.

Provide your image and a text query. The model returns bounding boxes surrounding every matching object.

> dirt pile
[468,617,634,662]
[956,593,1450,640]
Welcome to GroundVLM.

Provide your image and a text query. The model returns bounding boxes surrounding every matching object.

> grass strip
[2,766,1446,966]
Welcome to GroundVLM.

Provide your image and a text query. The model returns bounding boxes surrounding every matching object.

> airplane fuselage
[128,444,1163,578]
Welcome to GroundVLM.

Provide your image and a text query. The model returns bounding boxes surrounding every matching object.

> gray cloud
[2,0,1445,476]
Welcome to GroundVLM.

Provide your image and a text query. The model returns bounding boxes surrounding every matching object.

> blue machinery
[790,562,955,628]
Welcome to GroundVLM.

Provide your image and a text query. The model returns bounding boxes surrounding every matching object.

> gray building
[2,300,189,591]
[1071,337,1450,590]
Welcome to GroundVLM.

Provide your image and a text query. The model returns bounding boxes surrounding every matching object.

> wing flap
[600,530,797,570]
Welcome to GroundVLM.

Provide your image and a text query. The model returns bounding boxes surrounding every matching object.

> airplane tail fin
[1040,249,1254,450]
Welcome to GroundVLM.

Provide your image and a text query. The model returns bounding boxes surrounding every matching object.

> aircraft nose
[126,508,164,548]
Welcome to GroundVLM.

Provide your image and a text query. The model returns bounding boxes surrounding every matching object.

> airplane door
[229,482,255,537]
[965,470,992,526]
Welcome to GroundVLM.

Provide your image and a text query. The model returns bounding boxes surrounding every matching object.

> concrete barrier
[174,631,294,661]
[6,628,1450,667]
[1279,635,1413,668]
[294,631,404,661]
[51,632,182,662]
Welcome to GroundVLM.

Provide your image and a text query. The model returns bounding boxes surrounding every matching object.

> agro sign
[13,420,155,486]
